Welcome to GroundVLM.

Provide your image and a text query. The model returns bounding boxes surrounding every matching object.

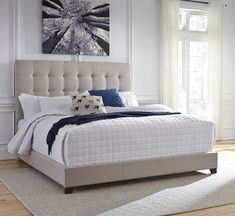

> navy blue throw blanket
[46,111,180,154]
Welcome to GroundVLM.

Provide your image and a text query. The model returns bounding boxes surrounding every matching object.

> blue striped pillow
[89,89,125,107]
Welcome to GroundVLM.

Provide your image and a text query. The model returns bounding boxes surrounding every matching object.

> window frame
[178,3,209,116]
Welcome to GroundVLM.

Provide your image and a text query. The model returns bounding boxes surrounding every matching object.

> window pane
[198,15,207,31]
[178,41,187,113]
[189,15,198,31]
[189,14,208,32]
[178,41,183,73]
[190,41,207,57]
[189,41,208,119]
[178,8,208,119]
[179,10,187,30]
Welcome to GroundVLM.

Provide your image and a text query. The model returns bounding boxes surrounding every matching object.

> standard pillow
[39,96,73,113]
[119,91,138,107]
[145,104,174,111]
[72,94,106,115]
[18,94,41,119]
[18,119,26,130]
[89,89,124,107]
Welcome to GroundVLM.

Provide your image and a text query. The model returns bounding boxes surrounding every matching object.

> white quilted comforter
[8,105,215,167]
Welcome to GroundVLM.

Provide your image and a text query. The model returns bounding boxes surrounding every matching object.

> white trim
[224,94,235,104]
[13,0,19,60]
[128,0,134,91]
[180,1,209,11]
[15,0,21,59]
[128,0,133,64]
[0,97,15,104]
[0,109,15,113]
[0,97,15,113]
[18,0,22,59]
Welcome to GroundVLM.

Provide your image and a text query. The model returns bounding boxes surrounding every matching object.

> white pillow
[145,104,173,111]
[119,91,138,107]
[18,94,41,119]
[72,94,106,115]
[39,96,73,113]
[18,119,26,130]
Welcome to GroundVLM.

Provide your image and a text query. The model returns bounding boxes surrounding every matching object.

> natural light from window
[178,7,208,119]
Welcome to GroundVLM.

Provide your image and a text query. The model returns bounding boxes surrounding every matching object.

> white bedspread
[8,106,215,167]
[7,111,71,155]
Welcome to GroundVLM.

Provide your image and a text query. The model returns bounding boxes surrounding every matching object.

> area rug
[1,151,235,216]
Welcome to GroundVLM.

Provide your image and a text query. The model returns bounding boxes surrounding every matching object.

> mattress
[32,112,215,167]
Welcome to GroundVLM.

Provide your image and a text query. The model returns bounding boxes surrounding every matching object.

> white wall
[0,0,15,159]
[0,0,161,159]
[222,0,235,139]
[18,0,130,63]
[17,0,160,101]
[132,0,160,103]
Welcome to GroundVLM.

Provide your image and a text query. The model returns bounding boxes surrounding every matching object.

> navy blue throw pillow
[89,89,125,107]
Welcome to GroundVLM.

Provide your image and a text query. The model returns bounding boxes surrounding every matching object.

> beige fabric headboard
[15,60,131,125]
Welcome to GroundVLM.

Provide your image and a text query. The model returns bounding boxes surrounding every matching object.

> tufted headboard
[15,60,131,126]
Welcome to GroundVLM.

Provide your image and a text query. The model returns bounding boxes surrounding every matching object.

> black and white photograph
[42,0,110,56]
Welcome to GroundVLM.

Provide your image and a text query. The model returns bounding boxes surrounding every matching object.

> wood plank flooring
[0,141,235,216]
[0,160,32,216]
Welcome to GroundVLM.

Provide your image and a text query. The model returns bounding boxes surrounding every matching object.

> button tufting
[15,61,131,123]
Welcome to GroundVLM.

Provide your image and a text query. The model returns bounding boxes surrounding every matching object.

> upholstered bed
[12,60,218,194]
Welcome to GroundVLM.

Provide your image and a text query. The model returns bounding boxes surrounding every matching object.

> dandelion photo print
[42,0,110,56]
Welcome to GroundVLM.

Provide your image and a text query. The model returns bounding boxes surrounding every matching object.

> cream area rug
[1,151,235,216]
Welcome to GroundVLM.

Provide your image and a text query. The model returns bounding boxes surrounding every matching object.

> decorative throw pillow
[72,94,106,115]
[89,88,125,107]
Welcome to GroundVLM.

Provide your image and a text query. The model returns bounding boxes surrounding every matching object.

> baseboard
[0,144,16,160]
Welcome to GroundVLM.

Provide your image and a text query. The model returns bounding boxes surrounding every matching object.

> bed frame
[15,60,218,194]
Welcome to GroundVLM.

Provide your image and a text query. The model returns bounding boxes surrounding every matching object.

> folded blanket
[46,111,180,154]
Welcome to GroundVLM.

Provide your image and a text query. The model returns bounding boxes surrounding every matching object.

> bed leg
[64,187,73,194]
[210,168,217,174]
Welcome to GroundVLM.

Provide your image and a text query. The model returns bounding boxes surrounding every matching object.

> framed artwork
[42,0,110,56]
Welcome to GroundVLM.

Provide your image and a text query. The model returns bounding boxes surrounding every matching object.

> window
[178,6,208,119]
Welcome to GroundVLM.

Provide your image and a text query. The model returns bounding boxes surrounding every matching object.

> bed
[11,60,217,194]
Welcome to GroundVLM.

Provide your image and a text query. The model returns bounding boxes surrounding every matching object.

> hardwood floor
[0,141,235,216]
[0,160,32,216]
